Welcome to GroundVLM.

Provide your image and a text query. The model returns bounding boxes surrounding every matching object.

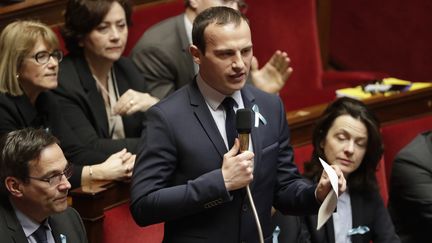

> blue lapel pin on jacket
[60,234,67,243]
[252,104,267,127]
[347,225,370,236]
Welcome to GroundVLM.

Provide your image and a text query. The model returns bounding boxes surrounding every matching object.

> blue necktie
[221,97,238,149]
[32,225,48,243]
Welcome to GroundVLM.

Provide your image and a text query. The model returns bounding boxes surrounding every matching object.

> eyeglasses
[30,50,63,65]
[28,163,72,186]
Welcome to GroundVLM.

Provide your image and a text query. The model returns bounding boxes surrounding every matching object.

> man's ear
[189,44,202,65]
[5,177,24,197]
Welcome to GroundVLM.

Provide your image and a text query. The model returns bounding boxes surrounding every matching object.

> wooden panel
[0,0,171,30]
[70,181,130,243]
[287,86,432,146]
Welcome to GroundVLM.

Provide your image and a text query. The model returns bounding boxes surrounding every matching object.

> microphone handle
[238,133,249,152]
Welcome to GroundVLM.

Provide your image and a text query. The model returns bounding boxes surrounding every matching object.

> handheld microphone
[236,108,252,152]
[235,108,264,243]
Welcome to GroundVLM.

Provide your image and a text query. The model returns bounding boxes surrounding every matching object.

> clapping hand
[251,50,293,94]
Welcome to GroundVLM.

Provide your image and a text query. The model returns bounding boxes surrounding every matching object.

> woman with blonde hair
[0,20,135,188]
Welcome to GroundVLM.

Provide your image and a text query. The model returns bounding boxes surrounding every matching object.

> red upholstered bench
[104,203,164,243]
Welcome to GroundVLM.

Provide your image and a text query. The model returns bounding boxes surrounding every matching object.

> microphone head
[236,108,252,134]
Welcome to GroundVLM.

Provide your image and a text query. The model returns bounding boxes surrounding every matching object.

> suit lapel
[50,221,61,243]
[188,81,227,158]
[73,56,110,137]
[49,216,67,243]
[1,201,28,243]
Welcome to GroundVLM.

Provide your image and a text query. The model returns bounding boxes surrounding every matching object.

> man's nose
[232,52,245,70]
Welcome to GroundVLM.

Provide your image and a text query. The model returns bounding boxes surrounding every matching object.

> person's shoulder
[58,55,80,83]
[396,131,432,161]
[143,14,182,39]
[156,84,190,107]
[50,207,87,240]
[148,84,193,118]
[0,92,13,103]
[58,55,78,76]
[132,14,184,51]
[0,93,22,112]
[56,55,88,94]
[51,207,82,225]
[116,56,139,70]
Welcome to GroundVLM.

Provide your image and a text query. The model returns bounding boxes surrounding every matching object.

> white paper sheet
[317,157,339,230]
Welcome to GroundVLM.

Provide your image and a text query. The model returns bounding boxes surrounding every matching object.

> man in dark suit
[130,0,292,99]
[130,7,345,242]
[389,131,432,243]
[0,128,87,243]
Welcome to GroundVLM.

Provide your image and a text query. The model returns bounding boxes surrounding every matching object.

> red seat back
[293,144,313,174]
[247,0,323,108]
[330,0,432,81]
[125,0,184,56]
[376,157,388,205]
[381,114,432,183]
[103,203,164,243]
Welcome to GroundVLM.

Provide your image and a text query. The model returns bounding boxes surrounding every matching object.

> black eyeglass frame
[27,163,72,186]
[30,50,64,65]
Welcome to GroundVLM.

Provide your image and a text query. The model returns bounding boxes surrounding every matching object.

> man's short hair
[0,128,59,196]
[192,6,249,53]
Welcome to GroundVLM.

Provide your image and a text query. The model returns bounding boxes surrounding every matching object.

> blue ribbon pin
[252,104,267,127]
[60,234,67,243]
[347,226,370,236]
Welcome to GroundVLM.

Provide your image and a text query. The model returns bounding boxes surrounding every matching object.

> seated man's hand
[250,50,293,94]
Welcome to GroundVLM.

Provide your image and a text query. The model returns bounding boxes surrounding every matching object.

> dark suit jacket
[388,131,432,243]
[303,189,400,243]
[131,81,319,243]
[0,92,107,187]
[54,54,147,154]
[130,14,195,99]
[0,199,87,243]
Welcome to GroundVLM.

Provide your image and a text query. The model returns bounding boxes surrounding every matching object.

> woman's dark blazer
[0,92,108,187]
[54,54,147,154]
[303,189,400,243]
